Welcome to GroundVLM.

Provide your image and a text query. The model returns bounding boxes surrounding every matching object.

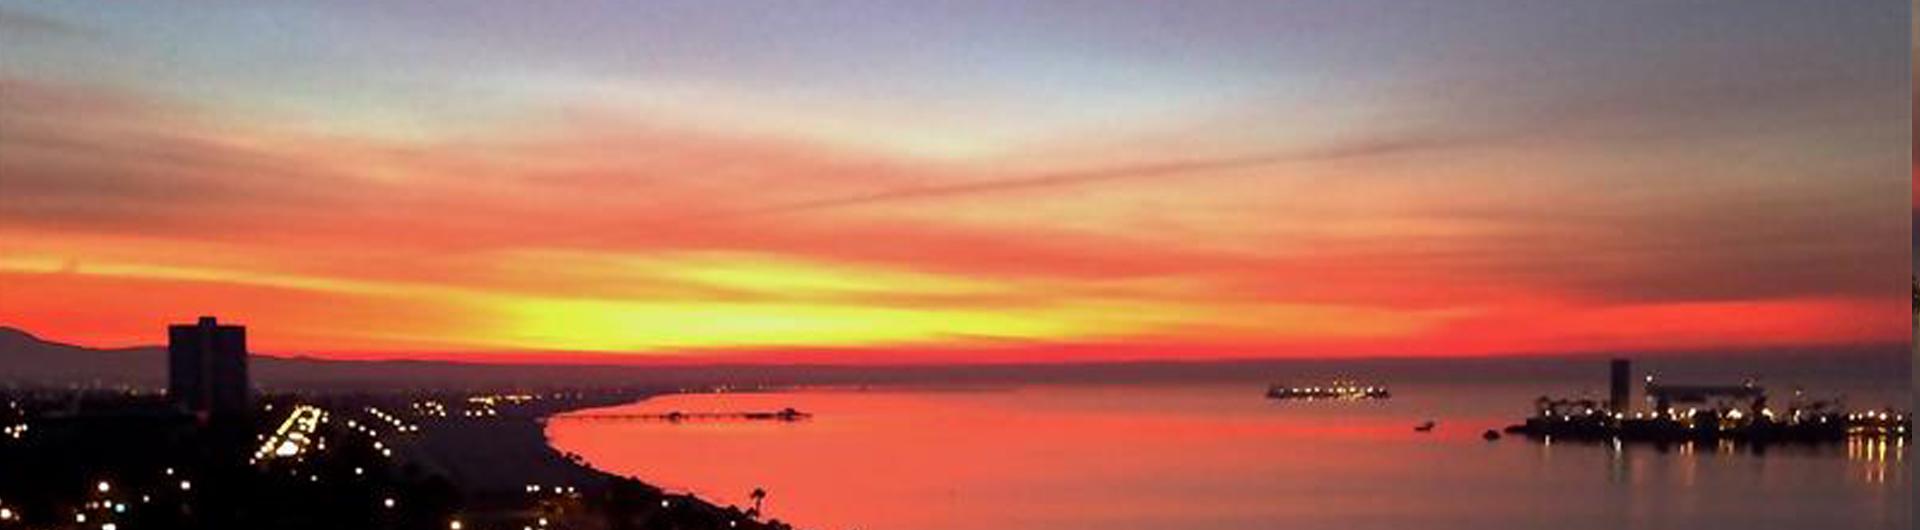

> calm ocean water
[547,382,1911,530]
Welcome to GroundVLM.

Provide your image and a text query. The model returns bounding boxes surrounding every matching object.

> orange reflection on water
[548,385,1458,529]
[546,385,1910,530]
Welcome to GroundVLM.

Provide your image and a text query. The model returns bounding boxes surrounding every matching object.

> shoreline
[534,389,793,505]
[533,393,658,496]
[409,391,798,529]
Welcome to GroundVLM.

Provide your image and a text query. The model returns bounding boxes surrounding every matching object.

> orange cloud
[0,72,1905,362]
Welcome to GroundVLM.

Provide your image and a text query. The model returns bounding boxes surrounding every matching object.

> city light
[0,320,851,530]
[255,405,327,463]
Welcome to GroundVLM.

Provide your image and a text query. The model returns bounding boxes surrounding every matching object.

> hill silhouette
[0,326,164,385]
[0,327,749,390]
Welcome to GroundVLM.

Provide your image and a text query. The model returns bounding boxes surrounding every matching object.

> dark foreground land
[404,391,804,530]
[0,388,799,530]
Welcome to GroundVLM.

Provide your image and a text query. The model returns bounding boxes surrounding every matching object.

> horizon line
[5,324,1905,370]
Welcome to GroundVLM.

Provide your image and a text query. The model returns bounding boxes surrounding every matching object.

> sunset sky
[0,2,1909,363]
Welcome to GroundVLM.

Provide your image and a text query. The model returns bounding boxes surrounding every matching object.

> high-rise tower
[1608,358,1631,414]
[168,316,250,423]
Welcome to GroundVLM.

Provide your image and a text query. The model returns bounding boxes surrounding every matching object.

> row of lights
[366,407,420,433]
[523,484,579,495]
[1549,406,1911,434]
[1846,411,1907,423]
[1277,385,1384,396]
[253,405,328,463]
[412,400,450,418]
[344,417,396,458]
[468,394,537,407]
[461,394,541,418]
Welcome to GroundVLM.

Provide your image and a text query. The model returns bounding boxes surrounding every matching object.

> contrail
[733,133,1462,218]
[545,132,1467,248]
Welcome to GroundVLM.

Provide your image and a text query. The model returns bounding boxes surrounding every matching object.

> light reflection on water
[547,383,1910,530]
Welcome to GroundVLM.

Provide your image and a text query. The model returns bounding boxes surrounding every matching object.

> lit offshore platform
[1504,359,1910,443]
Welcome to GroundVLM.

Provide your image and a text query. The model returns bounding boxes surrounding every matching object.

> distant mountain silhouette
[0,326,707,390]
[0,326,930,390]
[0,326,165,386]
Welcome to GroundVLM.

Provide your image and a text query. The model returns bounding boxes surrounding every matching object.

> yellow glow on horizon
[0,251,1454,354]
[495,298,1076,352]
[497,250,1000,298]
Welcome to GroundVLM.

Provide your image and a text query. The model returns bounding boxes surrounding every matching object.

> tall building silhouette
[1608,358,1631,413]
[168,316,250,422]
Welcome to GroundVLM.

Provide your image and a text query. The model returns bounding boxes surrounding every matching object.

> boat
[1265,381,1391,401]
[1414,420,1437,432]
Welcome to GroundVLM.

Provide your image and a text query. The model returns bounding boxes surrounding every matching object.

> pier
[552,408,812,423]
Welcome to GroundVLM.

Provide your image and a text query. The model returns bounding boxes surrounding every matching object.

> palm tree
[749,487,768,518]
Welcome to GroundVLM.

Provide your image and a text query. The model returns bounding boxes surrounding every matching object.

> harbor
[1503,359,1911,444]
